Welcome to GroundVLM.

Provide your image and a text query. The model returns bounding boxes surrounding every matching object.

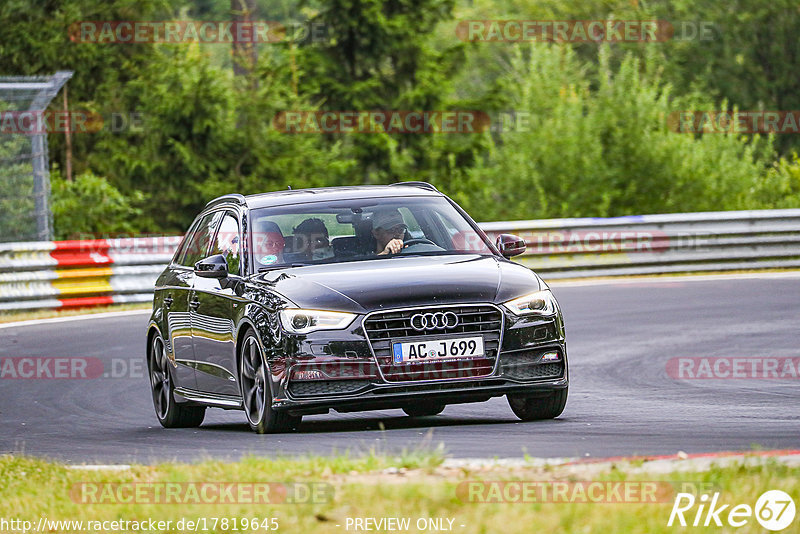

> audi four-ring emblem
[409,311,459,331]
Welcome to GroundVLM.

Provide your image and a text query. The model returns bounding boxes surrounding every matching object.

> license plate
[392,337,484,364]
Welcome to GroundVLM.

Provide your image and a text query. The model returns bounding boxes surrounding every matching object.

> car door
[190,210,242,397]
[166,211,221,391]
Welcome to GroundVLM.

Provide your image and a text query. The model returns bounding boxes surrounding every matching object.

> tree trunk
[231,0,258,78]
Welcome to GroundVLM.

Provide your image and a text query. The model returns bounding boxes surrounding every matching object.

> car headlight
[503,289,558,316]
[279,309,357,334]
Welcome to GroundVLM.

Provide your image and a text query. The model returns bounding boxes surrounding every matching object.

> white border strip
[548,270,800,288]
[68,464,132,471]
[0,308,151,330]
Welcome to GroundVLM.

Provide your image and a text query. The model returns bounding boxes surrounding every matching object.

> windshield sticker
[260,255,278,265]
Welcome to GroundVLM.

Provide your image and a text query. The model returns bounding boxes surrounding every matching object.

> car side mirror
[496,234,526,258]
[194,254,229,279]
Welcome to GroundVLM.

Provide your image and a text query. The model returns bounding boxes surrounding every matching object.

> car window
[172,215,209,265]
[397,207,424,239]
[209,212,241,275]
[433,211,491,252]
[248,196,494,269]
[176,212,221,267]
[172,224,196,266]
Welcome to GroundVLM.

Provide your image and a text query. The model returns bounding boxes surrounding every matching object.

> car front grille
[500,350,564,380]
[363,305,503,382]
[288,380,371,397]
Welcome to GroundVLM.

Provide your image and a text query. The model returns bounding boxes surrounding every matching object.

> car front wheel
[239,330,301,434]
[507,388,568,421]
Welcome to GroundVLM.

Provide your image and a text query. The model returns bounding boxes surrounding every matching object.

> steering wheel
[403,238,437,247]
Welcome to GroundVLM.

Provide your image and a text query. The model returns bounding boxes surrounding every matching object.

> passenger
[371,208,408,255]
[293,217,334,261]
[252,220,285,267]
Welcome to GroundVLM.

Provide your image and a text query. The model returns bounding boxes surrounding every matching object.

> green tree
[464,45,775,220]
[90,44,356,232]
[0,0,173,177]
[654,0,800,156]
[299,0,478,183]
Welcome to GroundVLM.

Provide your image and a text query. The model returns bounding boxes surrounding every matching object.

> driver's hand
[379,238,405,255]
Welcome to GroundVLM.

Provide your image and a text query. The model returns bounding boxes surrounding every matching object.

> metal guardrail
[1,209,799,311]
[0,237,178,311]
[480,208,800,278]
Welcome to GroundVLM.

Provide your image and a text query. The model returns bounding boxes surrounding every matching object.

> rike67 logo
[668,490,796,531]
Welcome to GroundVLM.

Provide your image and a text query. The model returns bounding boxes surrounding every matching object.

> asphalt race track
[1,274,798,464]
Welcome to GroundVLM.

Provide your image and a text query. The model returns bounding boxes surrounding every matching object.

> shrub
[463,45,775,220]
[51,170,144,240]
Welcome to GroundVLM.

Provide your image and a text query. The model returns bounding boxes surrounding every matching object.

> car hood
[254,255,542,313]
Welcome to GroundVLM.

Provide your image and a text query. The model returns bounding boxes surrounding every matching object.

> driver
[252,220,285,267]
[371,208,408,255]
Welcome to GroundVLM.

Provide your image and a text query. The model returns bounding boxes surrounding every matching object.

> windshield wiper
[257,262,310,272]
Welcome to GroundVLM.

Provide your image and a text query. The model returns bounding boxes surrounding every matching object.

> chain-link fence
[0,71,72,243]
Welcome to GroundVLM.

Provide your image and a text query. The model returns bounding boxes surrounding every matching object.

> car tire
[507,388,568,421]
[402,404,446,417]
[148,332,206,428]
[239,330,301,434]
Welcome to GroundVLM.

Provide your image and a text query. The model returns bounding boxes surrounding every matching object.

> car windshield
[248,196,494,270]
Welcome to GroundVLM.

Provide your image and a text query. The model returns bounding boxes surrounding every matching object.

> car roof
[206,184,443,211]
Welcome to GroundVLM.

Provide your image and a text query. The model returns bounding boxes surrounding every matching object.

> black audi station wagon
[146,182,568,433]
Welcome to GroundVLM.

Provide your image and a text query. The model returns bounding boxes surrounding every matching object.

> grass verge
[1,452,797,533]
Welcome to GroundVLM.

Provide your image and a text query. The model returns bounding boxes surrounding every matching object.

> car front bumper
[267,306,568,415]
[275,374,567,416]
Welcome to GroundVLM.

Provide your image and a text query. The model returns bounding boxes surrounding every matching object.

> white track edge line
[0,309,151,329]
[547,270,800,288]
